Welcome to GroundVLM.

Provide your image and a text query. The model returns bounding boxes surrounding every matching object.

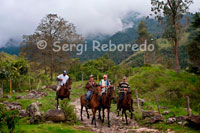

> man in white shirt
[55,70,69,100]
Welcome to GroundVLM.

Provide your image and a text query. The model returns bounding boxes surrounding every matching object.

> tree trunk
[50,53,53,81]
[10,78,12,95]
[175,38,180,74]
[186,96,191,117]
[37,80,41,90]
[135,89,141,111]
[154,95,160,114]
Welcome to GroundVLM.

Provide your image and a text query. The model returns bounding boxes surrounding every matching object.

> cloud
[0,0,199,47]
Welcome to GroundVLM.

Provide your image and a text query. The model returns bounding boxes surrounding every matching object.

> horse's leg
[57,99,59,109]
[98,108,101,120]
[107,108,110,127]
[124,110,128,125]
[102,108,105,123]
[81,105,83,121]
[122,110,124,121]
[68,91,70,101]
[86,107,90,119]
[91,108,97,127]
[129,108,133,119]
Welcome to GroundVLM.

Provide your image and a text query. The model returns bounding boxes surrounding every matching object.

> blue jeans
[85,91,92,100]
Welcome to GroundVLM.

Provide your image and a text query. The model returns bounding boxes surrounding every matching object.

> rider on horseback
[99,74,110,101]
[85,75,98,108]
[117,76,130,111]
[55,70,69,100]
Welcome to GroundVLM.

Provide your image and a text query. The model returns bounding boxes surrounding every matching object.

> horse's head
[108,86,115,99]
[67,77,72,89]
[127,91,132,105]
[96,85,101,96]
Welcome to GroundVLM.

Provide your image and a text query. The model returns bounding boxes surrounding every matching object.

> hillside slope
[128,64,200,111]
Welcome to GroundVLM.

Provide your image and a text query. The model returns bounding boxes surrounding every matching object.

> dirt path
[71,99,162,133]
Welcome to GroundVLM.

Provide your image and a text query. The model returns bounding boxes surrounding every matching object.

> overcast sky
[0,0,199,47]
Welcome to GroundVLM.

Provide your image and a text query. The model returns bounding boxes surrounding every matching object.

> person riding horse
[85,75,98,108]
[55,70,69,100]
[99,74,110,102]
[117,76,130,111]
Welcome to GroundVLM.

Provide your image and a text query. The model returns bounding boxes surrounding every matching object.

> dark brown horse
[80,86,101,127]
[117,91,133,125]
[99,86,115,127]
[57,77,72,109]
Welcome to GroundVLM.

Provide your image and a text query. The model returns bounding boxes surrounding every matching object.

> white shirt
[57,74,69,86]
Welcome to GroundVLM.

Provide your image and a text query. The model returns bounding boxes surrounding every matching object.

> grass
[125,65,200,132]
[15,120,91,133]
[13,117,92,133]
[0,80,91,133]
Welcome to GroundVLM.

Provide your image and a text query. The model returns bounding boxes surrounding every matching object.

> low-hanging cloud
[0,0,199,47]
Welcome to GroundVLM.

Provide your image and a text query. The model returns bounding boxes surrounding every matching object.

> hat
[63,70,67,74]
[123,76,127,80]
[103,75,107,78]
[89,75,94,78]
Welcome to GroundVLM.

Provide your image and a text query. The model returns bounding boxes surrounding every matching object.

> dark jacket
[85,80,97,91]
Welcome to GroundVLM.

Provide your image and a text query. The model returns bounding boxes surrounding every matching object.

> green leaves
[0,104,19,132]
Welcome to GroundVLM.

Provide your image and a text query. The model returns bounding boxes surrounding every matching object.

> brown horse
[80,86,101,127]
[117,91,133,125]
[99,86,115,127]
[57,77,72,109]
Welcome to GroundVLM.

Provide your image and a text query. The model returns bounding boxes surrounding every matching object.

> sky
[0,0,199,47]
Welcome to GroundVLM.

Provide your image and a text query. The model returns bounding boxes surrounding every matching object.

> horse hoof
[81,118,83,121]
[108,124,110,127]
[87,116,90,119]
[102,120,104,123]
[126,123,128,125]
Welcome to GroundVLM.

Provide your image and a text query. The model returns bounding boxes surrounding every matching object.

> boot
[86,99,90,108]
[117,100,122,112]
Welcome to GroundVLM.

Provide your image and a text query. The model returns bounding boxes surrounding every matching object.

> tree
[136,20,149,44]
[21,14,83,80]
[151,0,193,73]
[136,20,155,64]
[187,12,200,69]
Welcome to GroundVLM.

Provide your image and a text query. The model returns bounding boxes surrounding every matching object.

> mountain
[75,12,163,63]
[0,39,20,55]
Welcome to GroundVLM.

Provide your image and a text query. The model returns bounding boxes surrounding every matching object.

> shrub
[60,99,78,124]
[0,104,19,132]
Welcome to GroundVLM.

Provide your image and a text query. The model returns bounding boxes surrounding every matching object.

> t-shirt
[57,74,69,86]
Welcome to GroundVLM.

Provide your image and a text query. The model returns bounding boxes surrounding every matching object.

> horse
[56,77,72,109]
[117,91,134,125]
[80,86,101,127]
[99,86,115,127]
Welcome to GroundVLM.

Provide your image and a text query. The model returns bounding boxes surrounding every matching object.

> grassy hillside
[128,64,200,112]
[120,33,190,69]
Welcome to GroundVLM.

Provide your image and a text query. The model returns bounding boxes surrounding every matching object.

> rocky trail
[71,99,162,133]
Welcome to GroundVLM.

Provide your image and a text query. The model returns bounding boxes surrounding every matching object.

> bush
[60,99,78,124]
[0,104,19,132]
